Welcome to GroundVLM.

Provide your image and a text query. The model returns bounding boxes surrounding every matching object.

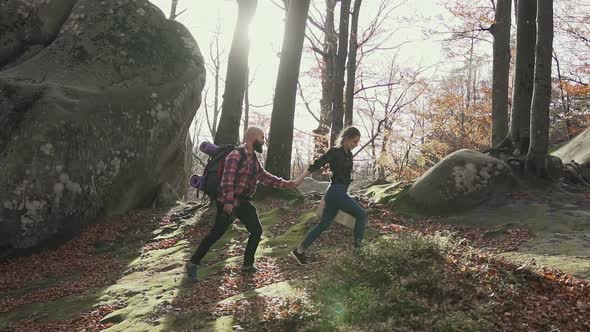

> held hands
[223,203,234,215]
[285,177,305,189]
[294,177,305,187]
[283,170,310,190]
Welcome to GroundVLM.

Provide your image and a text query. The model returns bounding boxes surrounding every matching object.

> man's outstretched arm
[256,161,295,188]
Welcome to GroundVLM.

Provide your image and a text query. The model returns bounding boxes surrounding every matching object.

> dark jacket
[308,147,353,186]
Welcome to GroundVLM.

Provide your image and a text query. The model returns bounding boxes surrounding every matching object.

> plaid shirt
[219,147,289,205]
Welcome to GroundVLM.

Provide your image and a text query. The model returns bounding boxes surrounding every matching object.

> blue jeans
[301,184,367,249]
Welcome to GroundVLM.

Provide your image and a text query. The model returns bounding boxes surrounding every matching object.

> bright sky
[149,0,450,148]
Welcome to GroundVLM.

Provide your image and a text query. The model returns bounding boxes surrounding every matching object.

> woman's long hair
[336,126,361,146]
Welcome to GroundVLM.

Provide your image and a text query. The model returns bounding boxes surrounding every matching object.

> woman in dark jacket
[290,127,367,265]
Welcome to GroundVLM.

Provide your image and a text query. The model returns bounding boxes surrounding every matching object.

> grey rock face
[0,0,205,249]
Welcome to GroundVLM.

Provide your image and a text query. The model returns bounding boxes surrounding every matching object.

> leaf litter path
[0,196,589,331]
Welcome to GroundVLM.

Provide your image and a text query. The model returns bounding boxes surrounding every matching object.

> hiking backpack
[199,145,247,199]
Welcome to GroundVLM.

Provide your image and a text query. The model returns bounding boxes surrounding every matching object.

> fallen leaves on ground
[2,197,588,332]
[7,302,125,332]
[371,208,535,253]
[172,255,315,316]
[448,249,590,331]
[0,209,174,314]
[511,191,532,200]
[142,238,178,252]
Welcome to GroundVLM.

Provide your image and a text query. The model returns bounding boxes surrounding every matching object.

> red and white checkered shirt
[219,147,289,205]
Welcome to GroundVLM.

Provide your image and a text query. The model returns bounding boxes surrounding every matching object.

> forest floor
[1,186,589,331]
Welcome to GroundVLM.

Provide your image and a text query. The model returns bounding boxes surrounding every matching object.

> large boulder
[408,149,515,211]
[0,0,205,249]
[552,127,590,184]
[552,128,590,166]
[0,0,78,69]
[297,177,330,194]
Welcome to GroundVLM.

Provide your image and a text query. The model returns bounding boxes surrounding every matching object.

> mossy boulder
[0,0,205,249]
[0,0,78,69]
[552,127,590,183]
[552,127,590,166]
[296,177,330,194]
[408,149,515,213]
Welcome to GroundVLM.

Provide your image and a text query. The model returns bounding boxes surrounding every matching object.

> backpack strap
[231,147,248,192]
[251,151,259,178]
[232,147,260,201]
[237,147,247,169]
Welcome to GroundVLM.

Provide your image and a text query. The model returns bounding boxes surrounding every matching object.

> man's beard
[254,141,263,153]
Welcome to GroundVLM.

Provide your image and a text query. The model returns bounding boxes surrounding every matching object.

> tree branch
[354,118,387,157]
[297,80,321,123]
[354,82,399,96]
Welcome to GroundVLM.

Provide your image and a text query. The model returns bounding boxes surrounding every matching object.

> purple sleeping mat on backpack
[190,174,206,190]
[199,141,219,155]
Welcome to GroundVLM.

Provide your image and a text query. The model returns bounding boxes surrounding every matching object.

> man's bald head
[244,127,265,153]
[244,127,264,142]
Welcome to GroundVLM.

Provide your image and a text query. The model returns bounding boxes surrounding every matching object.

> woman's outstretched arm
[294,148,335,186]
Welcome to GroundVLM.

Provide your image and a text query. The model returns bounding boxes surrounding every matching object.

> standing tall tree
[203,24,225,139]
[526,0,553,177]
[313,0,337,178]
[265,0,311,178]
[169,0,187,20]
[490,0,512,146]
[214,0,257,145]
[243,66,250,140]
[169,0,179,19]
[330,0,352,146]
[344,0,362,127]
[502,0,537,154]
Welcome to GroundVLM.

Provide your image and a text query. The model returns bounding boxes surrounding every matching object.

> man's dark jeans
[190,200,262,266]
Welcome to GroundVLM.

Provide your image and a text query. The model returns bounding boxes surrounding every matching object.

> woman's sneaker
[290,249,308,265]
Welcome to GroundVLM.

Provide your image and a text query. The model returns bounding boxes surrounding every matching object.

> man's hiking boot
[186,262,199,283]
[241,264,258,273]
[290,249,308,265]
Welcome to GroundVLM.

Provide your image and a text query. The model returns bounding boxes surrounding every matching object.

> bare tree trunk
[169,0,186,20]
[243,66,250,140]
[204,27,223,138]
[214,0,257,145]
[330,0,351,146]
[526,0,553,178]
[344,0,362,127]
[491,0,512,146]
[505,0,536,154]
[378,127,389,179]
[170,0,179,19]
[371,137,377,177]
[554,52,571,140]
[212,32,221,138]
[312,0,337,180]
[462,38,476,150]
[265,0,311,178]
